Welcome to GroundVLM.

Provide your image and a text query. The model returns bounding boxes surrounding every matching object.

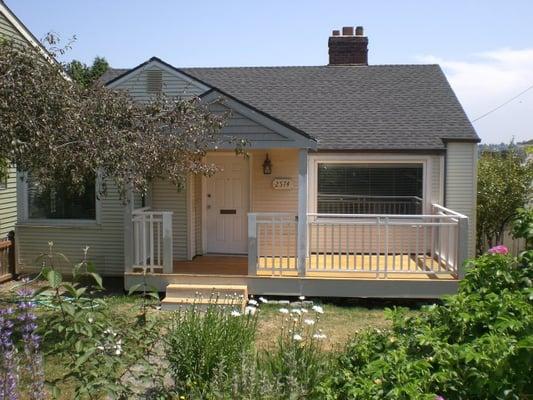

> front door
[206,154,249,254]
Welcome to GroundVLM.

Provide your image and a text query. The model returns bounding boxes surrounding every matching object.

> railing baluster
[149,214,154,269]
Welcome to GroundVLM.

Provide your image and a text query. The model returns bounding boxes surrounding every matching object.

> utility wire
[471,83,533,123]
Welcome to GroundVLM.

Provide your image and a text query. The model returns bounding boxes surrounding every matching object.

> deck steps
[161,284,248,311]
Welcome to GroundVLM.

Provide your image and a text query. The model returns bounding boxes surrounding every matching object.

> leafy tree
[476,145,533,253]
[0,35,236,199]
[65,56,109,87]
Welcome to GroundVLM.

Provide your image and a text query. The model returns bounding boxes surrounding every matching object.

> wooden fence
[0,231,15,282]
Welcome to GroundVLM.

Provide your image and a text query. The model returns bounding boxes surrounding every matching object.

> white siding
[210,103,292,144]
[16,180,126,276]
[431,155,444,204]
[150,179,188,260]
[112,65,204,102]
[0,11,29,46]
[0,166,17,238]
[445,142,477,258]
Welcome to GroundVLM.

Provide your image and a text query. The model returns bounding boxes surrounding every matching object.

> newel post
[162,212,173,274]
[297,149,308,277]
[248,213,257,276]
[123,189,134,273]
[456,216,469,279]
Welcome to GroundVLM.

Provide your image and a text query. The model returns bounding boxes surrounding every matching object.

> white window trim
[307,153,434,216]
[17,171,102,227]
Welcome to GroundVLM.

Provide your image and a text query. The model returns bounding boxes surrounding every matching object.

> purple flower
[1,281,44,400]
[435,396,445,400]
[1,306,18,400]
[487,245,509,255]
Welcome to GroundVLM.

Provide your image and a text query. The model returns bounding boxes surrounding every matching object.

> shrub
[25,243,165,399]
[320,251,533,400]
[165,296,258,396]
[259,304,329,399]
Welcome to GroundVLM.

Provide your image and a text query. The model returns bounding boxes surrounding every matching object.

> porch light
[262,153,272,175]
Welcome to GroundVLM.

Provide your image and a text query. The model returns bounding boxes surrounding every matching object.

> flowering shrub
[260,299,329,399]
[165,295,258,396]
[0,282,44,400]
[319,250,533,399]
[6,243,167,399]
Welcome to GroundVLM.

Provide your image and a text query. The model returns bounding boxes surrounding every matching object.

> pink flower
[435,396,445,400]
[487,245,509,255]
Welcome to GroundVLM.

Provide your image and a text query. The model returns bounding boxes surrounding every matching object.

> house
[0,1,61,281]
[15,26,479,301]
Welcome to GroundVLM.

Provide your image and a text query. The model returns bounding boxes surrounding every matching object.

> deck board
[173,255,455,280]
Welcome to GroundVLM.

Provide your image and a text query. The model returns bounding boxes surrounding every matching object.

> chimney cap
[342,26,354,36]
[355,26,364,36]
[332,29,340,36]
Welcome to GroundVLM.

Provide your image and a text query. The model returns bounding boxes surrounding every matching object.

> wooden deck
[173,255,455,280]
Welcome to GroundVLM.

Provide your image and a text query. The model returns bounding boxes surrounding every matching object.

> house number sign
[272,178,293,190]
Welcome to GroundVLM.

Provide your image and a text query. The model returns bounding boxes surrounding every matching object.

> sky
[7,0,533,144]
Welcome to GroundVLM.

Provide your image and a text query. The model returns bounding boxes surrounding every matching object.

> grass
[0,279,422,398]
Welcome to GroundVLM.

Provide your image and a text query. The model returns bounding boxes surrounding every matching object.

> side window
[27,175,96,220]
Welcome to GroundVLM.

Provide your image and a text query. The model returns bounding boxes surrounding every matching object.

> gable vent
[146,69,163,94]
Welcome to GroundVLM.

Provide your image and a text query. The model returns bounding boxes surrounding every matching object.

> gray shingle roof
[102,63,479,150]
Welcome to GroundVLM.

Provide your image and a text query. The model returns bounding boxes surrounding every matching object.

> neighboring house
[0,1,58,239]
[16,26,479,301]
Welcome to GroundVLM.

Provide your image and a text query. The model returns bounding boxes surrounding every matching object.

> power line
[471,83,533,123]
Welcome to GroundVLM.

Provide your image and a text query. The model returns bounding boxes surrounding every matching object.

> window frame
[17,171,102,226]
[308,154,433,218]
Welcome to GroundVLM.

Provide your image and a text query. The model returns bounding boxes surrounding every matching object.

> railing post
[7,230,16,277]
[162,212,173,274]
[248,213,257,276]
[123,189,134,273]
[456,216,469,279]
[297,149,308,277]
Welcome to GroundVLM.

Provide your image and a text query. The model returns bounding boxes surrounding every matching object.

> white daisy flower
[293,334,303,341]
[312,333,327,340]
[259,297,268,303]
[244,306,256,316]
[299,295,305,300]
[290,308,302,315]
[279,308,289,314]
[304,319,315,326]
[312,305,324,314]
[231,310,242,317]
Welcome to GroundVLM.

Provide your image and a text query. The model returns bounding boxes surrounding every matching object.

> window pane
[28,176,96,220]
[317,163,423,214]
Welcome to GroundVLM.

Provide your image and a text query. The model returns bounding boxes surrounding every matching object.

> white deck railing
[249,213,298,276]
[248,205,468,279]
[132,208,173,273]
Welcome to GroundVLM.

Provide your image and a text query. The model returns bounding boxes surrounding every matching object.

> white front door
[206,154,249,254]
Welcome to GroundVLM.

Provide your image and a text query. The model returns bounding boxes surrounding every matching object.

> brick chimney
[328,26,368,65]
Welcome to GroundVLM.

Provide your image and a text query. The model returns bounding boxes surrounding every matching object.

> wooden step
[165,283,248,299]
[162,284,248,311]
[161,296,245,311]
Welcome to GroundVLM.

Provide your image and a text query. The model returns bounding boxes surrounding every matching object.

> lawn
[0,278,421,398]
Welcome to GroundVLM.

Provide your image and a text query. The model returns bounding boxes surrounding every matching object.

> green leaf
[127,283,142,295]
[47,269,63,289]
[89,272,103,289]
[62,302,76,317]
[75,348,96,367]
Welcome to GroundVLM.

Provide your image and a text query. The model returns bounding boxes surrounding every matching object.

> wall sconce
[262,153,272,175]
